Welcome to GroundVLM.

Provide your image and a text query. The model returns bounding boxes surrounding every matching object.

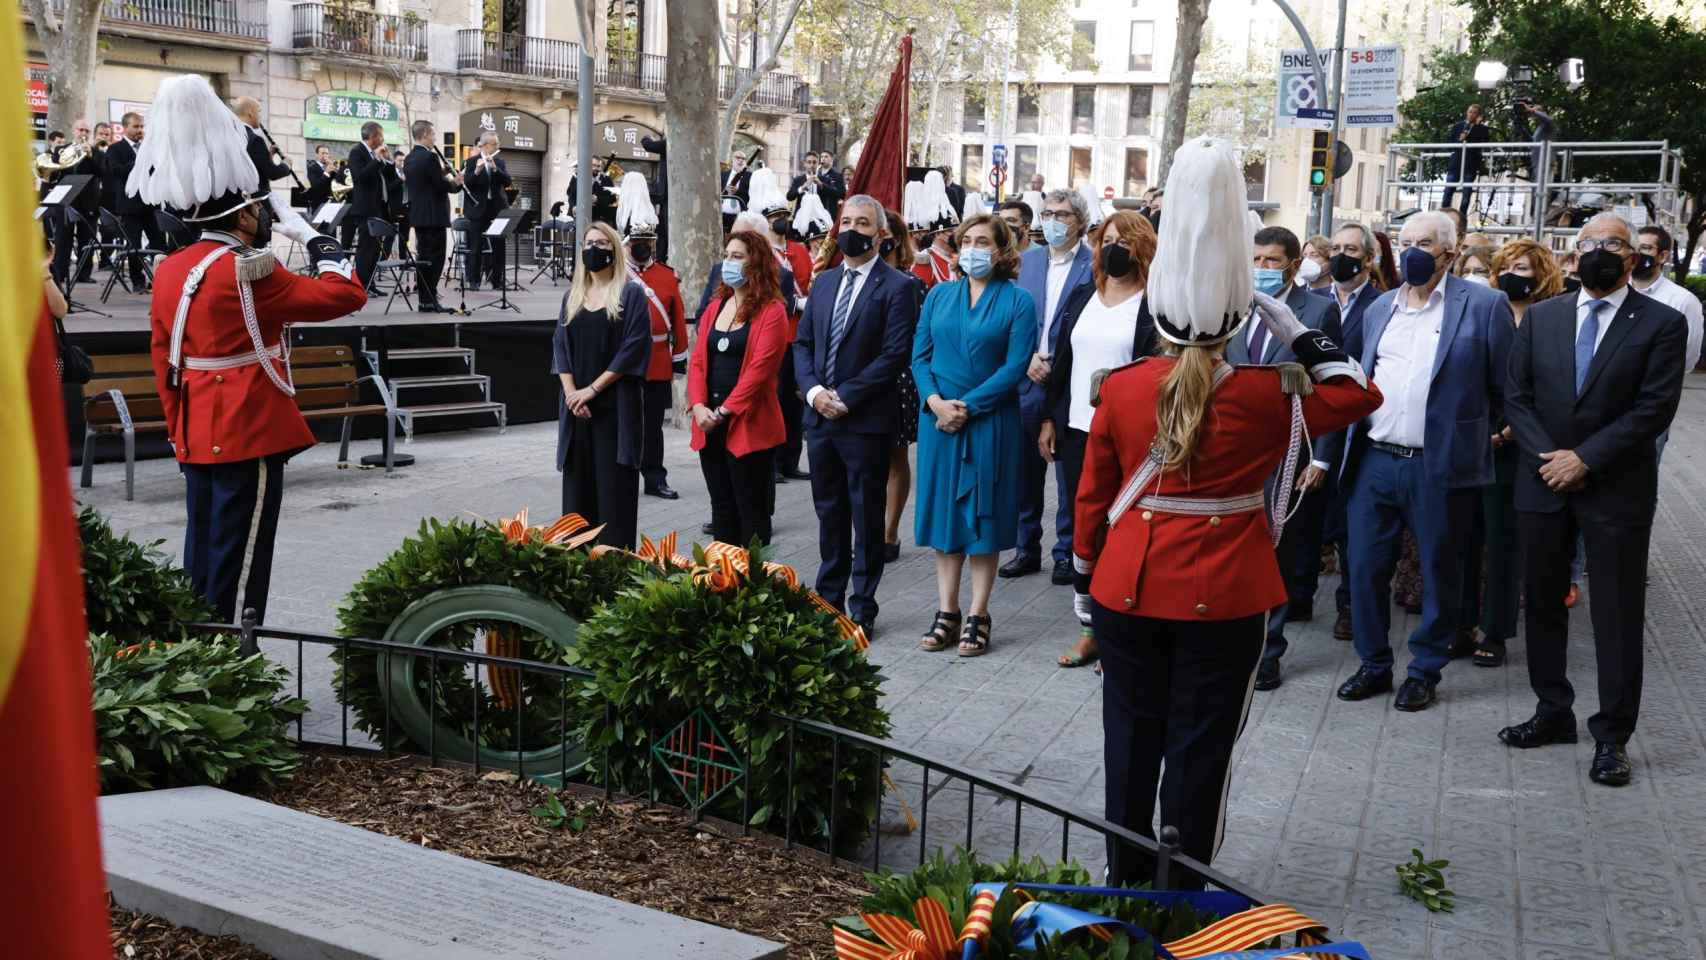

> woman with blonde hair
[1076,138,1381,883]
[552,220,652,548]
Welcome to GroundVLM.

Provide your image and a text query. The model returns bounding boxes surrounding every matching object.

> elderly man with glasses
[1498,213,1687,786]
[1334,210,1514,713]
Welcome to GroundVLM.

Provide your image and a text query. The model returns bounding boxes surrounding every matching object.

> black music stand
[530,216,573,284]
[42,176,108,317]
[472,215,525,313]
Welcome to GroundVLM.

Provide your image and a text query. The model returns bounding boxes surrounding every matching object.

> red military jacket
[149,233,368,464]
[635,260,688,382]
[1074,358,1382,621]
[911,247,953,291]
[771,239,815,342]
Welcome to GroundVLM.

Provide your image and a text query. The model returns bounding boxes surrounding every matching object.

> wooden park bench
[79,345,402,501]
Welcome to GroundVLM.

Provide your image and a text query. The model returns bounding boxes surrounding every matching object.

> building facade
[25,0,817,218]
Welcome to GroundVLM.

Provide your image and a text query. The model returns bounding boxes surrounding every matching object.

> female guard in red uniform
[1073,138,1382,883]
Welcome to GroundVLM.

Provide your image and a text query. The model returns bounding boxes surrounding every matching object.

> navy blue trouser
[1263,481,1328,662]
[1346,447,1477,684]
[1016,414,1073,566]
[806,427,889,622]
[181,453,287,624]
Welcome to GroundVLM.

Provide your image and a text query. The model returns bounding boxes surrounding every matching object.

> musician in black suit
[347,120,395,291]
[461,131,512,291]
[1440,103,1491,217]
[816,151,845,199]
[51,118,101,288]
[720,152,753,210]
[403,120,462,313]
[303,144,336,209]
[787,153,842,216]
[1499,213,1688,787]
[102,112,165,290]
[233,97,294,185]
[566,155,618,227]
[640,134,669,260]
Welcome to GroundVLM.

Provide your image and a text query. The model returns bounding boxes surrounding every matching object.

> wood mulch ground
[109,749,873,960]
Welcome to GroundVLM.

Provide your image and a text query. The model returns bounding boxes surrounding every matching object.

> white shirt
[1041,241,1081,352]
[1574,284,1629,355]
[1335,279,1369,313]
[1632,274,1704,373]
[1067,290,1144,431]
[1366,283,1447,449]
[804,254,878,407]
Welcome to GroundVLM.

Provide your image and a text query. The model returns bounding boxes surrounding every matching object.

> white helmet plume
[793,191,832,236]
[961,191,987,220]
[1147,137,1255,347]
[615,171,658,235]
[746,168,788,216]
[1078,183,1105,227]
[126,74,259,212]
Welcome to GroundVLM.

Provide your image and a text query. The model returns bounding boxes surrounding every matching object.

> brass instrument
[36,140,89,176]
[603,154,625,181]
[330,178,354,200]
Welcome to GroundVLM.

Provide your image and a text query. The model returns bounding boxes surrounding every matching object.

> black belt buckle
[167,365,181,389]
[1373,441,1418,458]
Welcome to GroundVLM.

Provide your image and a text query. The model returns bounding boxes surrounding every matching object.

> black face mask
[248,203,273,249]
[582,247,614,273]
[1328,252,1363,283]
[1099,243,1134,278]
[770,218,791,237]
[1562,276,1583,294]
[1633,253,1660,280]
[1577,249,1627,291]
[836,229,875,258]
[1497,272,1536,302]
[629,242,653,264]
[879,237,897,258]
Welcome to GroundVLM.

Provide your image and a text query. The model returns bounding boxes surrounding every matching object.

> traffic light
[1309,131,1331,189]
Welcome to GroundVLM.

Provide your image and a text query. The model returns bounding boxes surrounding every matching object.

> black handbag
[52,312,92,385]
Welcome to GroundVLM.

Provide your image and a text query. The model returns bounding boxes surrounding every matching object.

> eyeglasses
[1039,210,1079,222]
[1575,238,1629,254]
[1394,237,1440,252]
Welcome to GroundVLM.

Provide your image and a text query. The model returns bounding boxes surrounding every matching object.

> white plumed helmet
[1147,137,1255,347]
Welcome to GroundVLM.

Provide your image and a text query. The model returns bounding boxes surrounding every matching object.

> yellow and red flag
[0,13,109,958]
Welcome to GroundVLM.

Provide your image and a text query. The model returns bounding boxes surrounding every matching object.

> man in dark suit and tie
[304,144,335,211]
[1236,226,1343,691]
[792,194,919,635]
[1336,210,1514,711]
[1498,213,1687,786]
[461,131,511,290]
[347,121,396,291]
[1009,189,1094,583]
[102,112,164,291]
[402,121,461,314]
[233,97,293,186]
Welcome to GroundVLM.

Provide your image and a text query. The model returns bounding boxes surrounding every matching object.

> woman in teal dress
[912,213,1037,657]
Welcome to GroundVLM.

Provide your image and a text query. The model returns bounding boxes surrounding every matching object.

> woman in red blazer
[688,229,789,546]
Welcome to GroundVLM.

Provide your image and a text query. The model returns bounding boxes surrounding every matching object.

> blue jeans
[1346,448,1478,684]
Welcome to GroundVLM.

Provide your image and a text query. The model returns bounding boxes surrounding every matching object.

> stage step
[387,346,475,365]
[389,374,491,394]
[398,401,507,441]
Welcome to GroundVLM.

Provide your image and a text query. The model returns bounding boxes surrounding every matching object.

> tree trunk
[916,30,957,166]
[1158,0,1212,183]
[28,0,105,134]
[668,0,722,331]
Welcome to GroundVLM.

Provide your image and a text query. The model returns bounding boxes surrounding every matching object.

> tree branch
[23,0,60,38]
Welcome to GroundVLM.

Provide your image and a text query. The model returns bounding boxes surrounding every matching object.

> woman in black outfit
[1039,210,1159,668]
[880,207,928,561]
[552,221,652,549]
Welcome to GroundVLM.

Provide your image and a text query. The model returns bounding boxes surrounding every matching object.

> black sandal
[958,614,991,658]
[921,611,962,652]
[1472,641,1506,667]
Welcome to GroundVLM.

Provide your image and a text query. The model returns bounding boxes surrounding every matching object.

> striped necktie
[826,269,857,386]
[1576,299,1607,396]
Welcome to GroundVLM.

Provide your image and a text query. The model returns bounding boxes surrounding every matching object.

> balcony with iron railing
[455,29,579,82]
[291,3,426,64]
[718,65,811,113]
[596,50,668,93]
[29,0,268,46]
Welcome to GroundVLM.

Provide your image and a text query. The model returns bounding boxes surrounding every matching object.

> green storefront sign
[303,90,407,144]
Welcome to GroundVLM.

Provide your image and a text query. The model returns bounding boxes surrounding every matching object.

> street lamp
[1474,60,1508,90]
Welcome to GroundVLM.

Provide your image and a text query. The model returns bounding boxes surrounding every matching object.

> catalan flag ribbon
[833,891,996,960]
[0,14,109,957]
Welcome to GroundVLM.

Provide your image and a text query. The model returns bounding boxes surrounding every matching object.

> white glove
[1251,290,1308,348]
[268,194,320,246]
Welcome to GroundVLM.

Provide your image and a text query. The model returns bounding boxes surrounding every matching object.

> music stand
[530,217,573,284]
[472,215,525,313]
[42,175,108,317]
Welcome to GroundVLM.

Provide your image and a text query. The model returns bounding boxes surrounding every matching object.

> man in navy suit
[1336,211,1514,711]
[1498,213,1686,787]
[1007,189,1095,583]
[1307,223,1385,643]
[1235,227,1342,691]
[792,194,919,634]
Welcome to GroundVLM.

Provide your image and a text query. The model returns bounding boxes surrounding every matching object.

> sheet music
[313,202,344,225]
[42,185,72,205]
[34,206,47,221]
[484,218,510,237]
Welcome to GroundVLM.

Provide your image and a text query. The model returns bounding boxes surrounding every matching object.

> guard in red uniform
[911,230,954,290]
[1072,138,1382,884]
[133,75,368,623]
[627,223,688,499]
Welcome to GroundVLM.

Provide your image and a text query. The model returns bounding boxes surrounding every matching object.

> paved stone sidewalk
[78,379,1706,959]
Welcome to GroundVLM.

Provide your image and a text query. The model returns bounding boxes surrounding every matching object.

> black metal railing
[47,0,269,40]
[718,65,811,112]
[290,3,427,63]
[198,617,1265,902]
[596,50,667,93]
[455,30,580,82]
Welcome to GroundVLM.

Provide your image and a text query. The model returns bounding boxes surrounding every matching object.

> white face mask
[1463,273,1490,286]
[1297,258,1324,284]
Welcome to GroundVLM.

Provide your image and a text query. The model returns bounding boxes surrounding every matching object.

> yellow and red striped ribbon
[835,891,997,960]
[1162,903,1329,957]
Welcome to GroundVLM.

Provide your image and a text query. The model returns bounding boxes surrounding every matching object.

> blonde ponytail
[1154,345,1218,469]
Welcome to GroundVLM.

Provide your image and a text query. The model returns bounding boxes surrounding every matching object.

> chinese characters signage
[591,119,662,161]
[303,90,407,144]
[458,108,549,153]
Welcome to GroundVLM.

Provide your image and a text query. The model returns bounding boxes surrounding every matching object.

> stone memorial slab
[100,786,785,960]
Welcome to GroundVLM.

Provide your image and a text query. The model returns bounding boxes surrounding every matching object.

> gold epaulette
[1089,357,1148,407]
[1233,360,1314,396]
[234,248,276,283]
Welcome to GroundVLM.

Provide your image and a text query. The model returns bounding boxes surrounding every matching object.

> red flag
[847,33,912,214]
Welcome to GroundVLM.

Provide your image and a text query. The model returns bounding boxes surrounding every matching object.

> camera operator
[1442,104,1490,217]
[1514,98,1558,214]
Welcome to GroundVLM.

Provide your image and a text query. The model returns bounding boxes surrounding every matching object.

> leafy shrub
[91,634,306,793]
[334,518,649,751]
[571,546,889,856]
[76,507,211,642]
[852,849,1227,960]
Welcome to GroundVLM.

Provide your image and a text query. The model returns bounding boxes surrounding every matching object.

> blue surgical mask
[958,247,994,280]
[1252,267,1288,296]
[1399,246,1437,287]
[1042,219,1070,248]
[721,258,746,287]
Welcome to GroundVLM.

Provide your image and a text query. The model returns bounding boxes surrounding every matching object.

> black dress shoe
[1332,608,1353,641]
[644,482,680,500]
[1254,658,1283,691]
[1446,627,1478,659]
[367,286,391,297]
[1589,741,1632,786]
[998,555,1041,578]
[773,470,789,484]
[1050,562,1073,585]
[779,466,810,480]
[1498,714,1578,749]
[1284,601,1314,623]
[1393,677,1437,712]
[700,522,714,536]
[1336,666,1393,701]
[882,542,900,563]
